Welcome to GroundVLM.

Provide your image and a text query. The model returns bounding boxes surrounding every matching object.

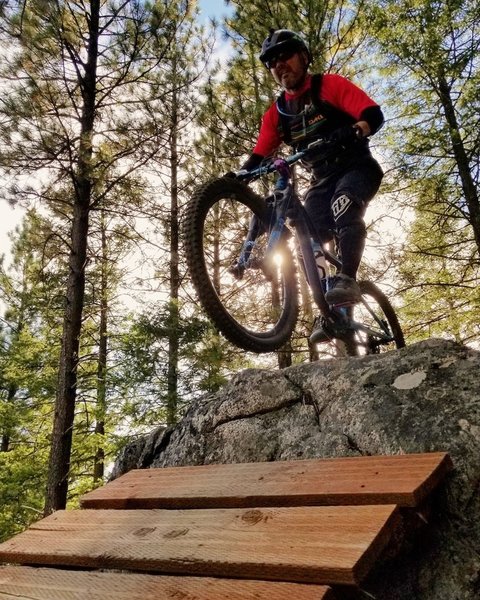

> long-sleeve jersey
[252,73,383,161]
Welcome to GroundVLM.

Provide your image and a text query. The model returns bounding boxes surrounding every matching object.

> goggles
[265,49,297,69]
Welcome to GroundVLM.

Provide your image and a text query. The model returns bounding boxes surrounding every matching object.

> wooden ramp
[0,452,452,599]
[0,566,335,600]
[81,452,452,509]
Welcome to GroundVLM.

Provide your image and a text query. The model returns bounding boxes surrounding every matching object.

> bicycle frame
[237,156,343,320]
[236,152,397,347]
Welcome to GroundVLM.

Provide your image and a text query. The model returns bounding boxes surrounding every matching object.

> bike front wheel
[183,177,299,353]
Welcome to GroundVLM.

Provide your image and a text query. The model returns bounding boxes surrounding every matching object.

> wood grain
[0,505,399,585]
[81,452,452,510]
[0,566,335,599]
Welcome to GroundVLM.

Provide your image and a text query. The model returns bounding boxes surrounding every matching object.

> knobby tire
[183,177,299,353]
[352,280,405,354]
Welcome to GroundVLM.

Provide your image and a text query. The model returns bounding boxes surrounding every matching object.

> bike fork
[295,219,332,317]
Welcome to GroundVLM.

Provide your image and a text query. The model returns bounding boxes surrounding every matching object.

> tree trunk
[437,74,480,256]
[1,384,17,452]
[44,0,100,515]
[94,210,108,482]
[167,84,180,426]
[274,276,292,368]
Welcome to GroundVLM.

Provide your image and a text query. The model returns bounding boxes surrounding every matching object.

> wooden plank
[0,566,335,600]
[81,452,452,510]
[0,505,399,585]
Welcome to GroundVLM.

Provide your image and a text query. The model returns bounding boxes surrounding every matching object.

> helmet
[259,29,312,66]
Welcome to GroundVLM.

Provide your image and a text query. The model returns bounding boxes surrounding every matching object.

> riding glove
[328,125,361,146]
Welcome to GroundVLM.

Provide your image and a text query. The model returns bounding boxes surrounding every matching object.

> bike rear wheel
[350,280,405,354]
[183,177,299,353]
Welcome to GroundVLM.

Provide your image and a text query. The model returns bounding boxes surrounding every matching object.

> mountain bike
[183,139,405,356]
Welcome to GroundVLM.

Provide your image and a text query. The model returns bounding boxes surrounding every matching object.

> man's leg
[331,195,367,278]
[326,160,383,304]
[303,179,336,245]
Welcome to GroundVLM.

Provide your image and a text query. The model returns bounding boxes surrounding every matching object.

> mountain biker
[238,29,384,344]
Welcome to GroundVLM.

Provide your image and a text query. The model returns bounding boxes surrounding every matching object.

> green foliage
[224,0,367,73]
[0,210,62,535]
[397,201,480,343]
[111,302,229,427]
[0,445,47,542]
[361,0,480,342]
[365,0,480,204]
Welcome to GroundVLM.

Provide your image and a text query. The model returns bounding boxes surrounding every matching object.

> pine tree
[142,0,214,424]
[0,0,200,513]
[365,0,480,258]
[0,210,60,539]
[363,0,480,340]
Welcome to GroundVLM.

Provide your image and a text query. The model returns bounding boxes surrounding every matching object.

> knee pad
[336,223,367,277]
[337,221,366,245]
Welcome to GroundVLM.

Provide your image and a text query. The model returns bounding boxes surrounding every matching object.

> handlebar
[236,138,340,183]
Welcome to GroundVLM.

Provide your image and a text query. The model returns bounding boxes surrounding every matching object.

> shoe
[324,274,362,306]
[309,316,333,344]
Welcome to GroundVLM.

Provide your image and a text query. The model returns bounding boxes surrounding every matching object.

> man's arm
[322,74,384,137]
[357,105,384,136]
[240,152,265,172]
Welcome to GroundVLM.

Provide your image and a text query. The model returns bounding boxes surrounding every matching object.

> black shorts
[303,156,384,239]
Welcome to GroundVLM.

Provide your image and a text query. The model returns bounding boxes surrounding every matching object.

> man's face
[268,49,308,92]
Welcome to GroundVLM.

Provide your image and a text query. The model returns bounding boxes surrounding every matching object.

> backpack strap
[276,91,292,144]
[276,73,323,144]
[310,73,323,108]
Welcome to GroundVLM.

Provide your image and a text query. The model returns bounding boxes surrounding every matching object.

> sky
[198,0,232,22]
[0,200,22,258]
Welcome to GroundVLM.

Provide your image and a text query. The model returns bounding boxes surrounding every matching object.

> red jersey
[253,73,380,157]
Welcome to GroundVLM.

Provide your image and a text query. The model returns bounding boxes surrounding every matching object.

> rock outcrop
[112,339,480,600]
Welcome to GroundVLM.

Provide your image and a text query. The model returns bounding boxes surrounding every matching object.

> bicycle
[183,139,405,356]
